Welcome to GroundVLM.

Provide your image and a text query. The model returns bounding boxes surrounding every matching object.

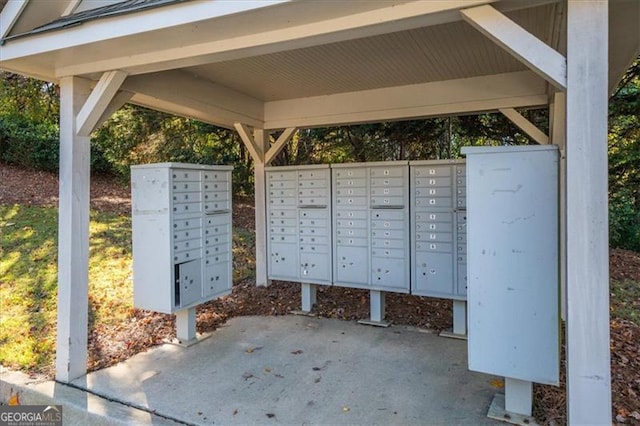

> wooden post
[56,76,92,382]
[566,1,611,423]
[253,128,270,287]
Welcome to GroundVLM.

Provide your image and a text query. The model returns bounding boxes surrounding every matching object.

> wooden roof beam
[461,4,567,90]
[499,108,549,145]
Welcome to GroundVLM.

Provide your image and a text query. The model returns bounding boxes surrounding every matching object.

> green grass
[611,280,640,325]
[0,204,256,375]
[0,205,134,373]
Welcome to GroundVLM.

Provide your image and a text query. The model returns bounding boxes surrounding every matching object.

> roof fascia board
[0,0,29,40]
[263,71,548,129]
[461,4,567,89]
[1,0,290,60]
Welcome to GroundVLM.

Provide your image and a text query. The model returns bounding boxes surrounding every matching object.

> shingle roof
[2,0,185,43]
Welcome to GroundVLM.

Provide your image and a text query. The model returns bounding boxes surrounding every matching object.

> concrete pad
[71,315,503,425]
[0,370,178,425]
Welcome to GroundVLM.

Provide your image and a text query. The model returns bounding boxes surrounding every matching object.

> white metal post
[56,76,92,382]
[369,290,386,324]
[505,377,533,417]
[566,1,611,424]
[253,129,270,287]
[175,307,197,344]
[452,300,467,336]
[301,283,317,313]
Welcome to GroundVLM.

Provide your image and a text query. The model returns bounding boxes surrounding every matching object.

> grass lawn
[0,205,133,375]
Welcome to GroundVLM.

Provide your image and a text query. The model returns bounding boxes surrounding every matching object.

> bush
[0,114,59,171]
[610,189,640,251]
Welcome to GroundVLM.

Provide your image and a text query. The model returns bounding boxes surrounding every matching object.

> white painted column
[566,1,611,424]
[253,129,270,287]
[56,76,92,382]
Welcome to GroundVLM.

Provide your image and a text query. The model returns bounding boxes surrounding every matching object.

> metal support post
[301,283,317,313]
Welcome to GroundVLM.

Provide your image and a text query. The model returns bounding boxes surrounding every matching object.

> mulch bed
[2,163,639,425]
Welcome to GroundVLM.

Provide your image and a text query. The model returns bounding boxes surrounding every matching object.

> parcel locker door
[268,243,299,280]
[371,257,407,291]
[413,252,454,297]
[300,251,331,283]
[335,246,368,285]
[175,259,202,308]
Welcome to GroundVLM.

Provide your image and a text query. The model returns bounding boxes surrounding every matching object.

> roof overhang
[1,0,638,130]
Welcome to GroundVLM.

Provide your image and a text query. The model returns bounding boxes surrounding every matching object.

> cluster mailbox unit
[265,160,467,323]
[131,163,233,341]
[332,162,410,293]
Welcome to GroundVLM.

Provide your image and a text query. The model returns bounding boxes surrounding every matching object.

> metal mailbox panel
[299,235,329,245]
[336,236,368,247]
[270,234,298,244]
[371,219,405,230]
[456,263,467,296]
[299,217,328,228]
[300,244,329,254]
[370,196,404,207]
[270,209,297,219]
[414,196,452,209]
[173,248,200,264]
[204,251,230,267]
[270,217,297,228]
[174,217,202,231]
[172,181,201,193]
[335,177,367,188]
[415,176,452,187]
[204,243,228,257]
[269,197,298,206]
[416,241,453,254]
[269,180,297,189]
[370,177,404,187]
[268,170,297,181]
[335,187,367,197]
[204,200,230,212]
[298,169,329,180]
[413,166,451,177]
[174,239,200,253]
[463,145,559,385]
[415,187,452,198]
[370,167,405,178]
[371,247,405,258]
[371,258,407,290]
[298,196,328,206]
[370,186,404,197]
[335,196,367,206]
[176,259,202,308]
[203,264,230,297]
[204,234,228,247]
[416,211,453,223]
[336,218,368,229]
[413,252,454,297]
[334,168,366,178]
[173,201,202,215]
[205,214,229,227]
[204,191,229,203]
[336,228,368,238]
[268,243,299,279]
[173,191,202,203]
[269,225,297,235]
[203,170,230,182]
[173,229,200,242]
[335,246,369,285]
[270,188,296,198]
[203,181,228,192]
[172,170,200,182]
[415,232,453,243]
[416,221,453,233]
[371,229,405,240]
[335,210,367,219]
[371,239,405,250]
[300,252,331,281]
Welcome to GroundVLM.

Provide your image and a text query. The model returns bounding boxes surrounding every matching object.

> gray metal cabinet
[266,165,332,284]
[463,145,559,385]
[332,162,410,292]
[131,163,233,314]
[410,160,466,299]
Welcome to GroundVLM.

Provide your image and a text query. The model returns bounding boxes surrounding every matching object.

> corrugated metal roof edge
[1,0,185,45]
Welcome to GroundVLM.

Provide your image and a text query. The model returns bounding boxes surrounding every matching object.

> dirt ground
[1,163,639,424]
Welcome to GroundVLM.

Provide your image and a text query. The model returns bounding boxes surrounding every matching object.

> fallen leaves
[291,350,303,355]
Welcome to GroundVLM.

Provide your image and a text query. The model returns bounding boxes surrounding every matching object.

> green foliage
[0,113,60,170]
[608,59,640,250]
